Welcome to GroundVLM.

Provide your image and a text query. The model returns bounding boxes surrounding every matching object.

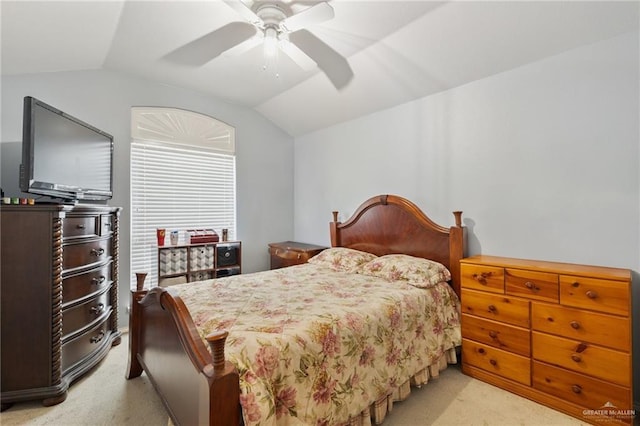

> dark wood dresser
[1,204,121,409]
[268,241,327,269]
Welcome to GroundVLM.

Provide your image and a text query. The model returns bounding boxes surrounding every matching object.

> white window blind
[130,108,236,288]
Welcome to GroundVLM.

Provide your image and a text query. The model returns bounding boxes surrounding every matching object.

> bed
[126,194,466,426]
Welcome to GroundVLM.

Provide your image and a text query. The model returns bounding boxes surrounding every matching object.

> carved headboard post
[449,211,465,297]
[330,211,340,247]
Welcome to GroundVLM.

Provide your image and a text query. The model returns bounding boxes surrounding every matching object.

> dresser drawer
[531,302,630,352]
[100,214,115,236]
[559,276,629,316]
[532,332,630,386]
[63,238,112,271]
[462,314,530,356]
[505,268,558,302]
[461,289,530,328]
[189,245,215,271]
[533,361,631,412]
[63,215,99,239]
[61,316,111,374]
[159,247,188,275]
[461,264,504,293]
[462,339,531,385]
[62,289,110,339]
[63,262,112,304]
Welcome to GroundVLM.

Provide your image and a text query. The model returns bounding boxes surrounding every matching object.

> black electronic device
[217,245,239,267]
[20,96,113,202]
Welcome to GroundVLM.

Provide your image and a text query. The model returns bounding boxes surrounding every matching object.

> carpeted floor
[1,332,587,425]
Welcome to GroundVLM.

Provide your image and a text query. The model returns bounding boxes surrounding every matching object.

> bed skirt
[340,347,459,426]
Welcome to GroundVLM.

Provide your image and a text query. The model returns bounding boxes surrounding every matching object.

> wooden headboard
[330,194,466,296]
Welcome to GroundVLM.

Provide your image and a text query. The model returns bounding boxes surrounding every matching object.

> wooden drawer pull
[488,330,498,339]
[571,354,582,363]
[473,272,492,284]
[524,281,539,291]
[586,290,598,299]
[487,305,497,312]
[571,384,582,394]
[478,348,486,354]
[570,321,580,329]
[489,359,497,366]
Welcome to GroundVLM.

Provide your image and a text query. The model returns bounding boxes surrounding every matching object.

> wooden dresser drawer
[462,339,531,385]
[62,289,110,339]
[505,268,558,302]
[100,214,115,236]
[63,239,112,271]
[531,302,630,352]
[62,262,112,304]
[461,264,504,293]
[559,275,629,316]
[533,361,631,412]
[461,289,530,328]
[63,215,99,238]
[61,316,111,374]
[532,332,630,386]
[462,314,530,356]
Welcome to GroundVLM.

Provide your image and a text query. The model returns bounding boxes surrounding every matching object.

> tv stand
[1,204,122,409]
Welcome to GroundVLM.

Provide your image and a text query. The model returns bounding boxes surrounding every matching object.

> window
[130,107,235,288]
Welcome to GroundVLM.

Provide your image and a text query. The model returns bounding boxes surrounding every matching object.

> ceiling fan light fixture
[263,26,278,58]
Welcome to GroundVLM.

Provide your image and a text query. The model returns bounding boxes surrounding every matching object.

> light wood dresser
[460,255,634,424]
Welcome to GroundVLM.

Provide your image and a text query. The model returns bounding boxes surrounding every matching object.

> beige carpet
[1,332,587,426]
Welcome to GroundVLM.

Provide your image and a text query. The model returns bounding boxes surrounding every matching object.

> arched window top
[131,107,234,154]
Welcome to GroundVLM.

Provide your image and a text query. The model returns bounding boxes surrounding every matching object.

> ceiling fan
[165,0,353,90]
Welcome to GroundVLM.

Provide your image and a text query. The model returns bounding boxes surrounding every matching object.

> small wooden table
[268,241,327,269]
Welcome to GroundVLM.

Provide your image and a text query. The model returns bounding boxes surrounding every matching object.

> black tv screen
[20,96,113,202]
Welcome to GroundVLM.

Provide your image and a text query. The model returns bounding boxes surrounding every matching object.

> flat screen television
[20,96,113,202]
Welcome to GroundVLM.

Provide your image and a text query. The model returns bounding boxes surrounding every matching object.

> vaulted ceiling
[2,1,638,137]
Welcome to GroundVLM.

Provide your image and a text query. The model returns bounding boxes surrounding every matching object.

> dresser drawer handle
[90,331,105,344]
[489,359,497,366]
[524,281,539,291]
[90,303,105,315]
[571,354,582,363]
[297,253,301,260]
[488,330,498,339]
[571,384,582,394]
[91,276,106,285]
[586,290,598,299]
[487,305,497,313]
[570,321,580,330]
[76,224,86,229]
[478,348,486,354]
[90,248,105,257]
[473,272,492,284]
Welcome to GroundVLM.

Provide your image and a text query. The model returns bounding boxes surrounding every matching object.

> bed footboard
[126,287,241,426]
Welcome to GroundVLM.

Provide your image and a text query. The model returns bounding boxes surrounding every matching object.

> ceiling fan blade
[224,34,264,57]
[163,22,257,67]
[280,2,334,33]
[223,0,263,27]
[279,39,316,71]
[290,29,353,90]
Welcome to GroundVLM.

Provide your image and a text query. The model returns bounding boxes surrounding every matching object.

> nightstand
[268,241,327,269]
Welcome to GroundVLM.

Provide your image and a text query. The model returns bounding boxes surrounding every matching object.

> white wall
[294,31,639,407]
[1,69,295,325]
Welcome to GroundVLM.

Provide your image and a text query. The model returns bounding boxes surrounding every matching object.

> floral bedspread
[174,263,461,426]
